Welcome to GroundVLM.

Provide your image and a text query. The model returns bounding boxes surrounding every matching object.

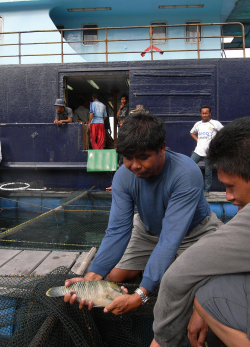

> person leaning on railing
[54,99,73,125]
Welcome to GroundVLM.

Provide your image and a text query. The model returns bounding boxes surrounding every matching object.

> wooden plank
[31,251,80,276]
[0,250,50,276]
[71,251,91,274]
[0,249,22,267]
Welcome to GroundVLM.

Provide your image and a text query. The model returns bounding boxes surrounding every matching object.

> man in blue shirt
[64,112,219,314]
[88,93,107,149]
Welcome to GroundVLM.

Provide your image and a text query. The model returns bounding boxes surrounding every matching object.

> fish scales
[46,280,126,307]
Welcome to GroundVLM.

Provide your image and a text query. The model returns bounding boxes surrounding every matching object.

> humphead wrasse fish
[46,280,126,307]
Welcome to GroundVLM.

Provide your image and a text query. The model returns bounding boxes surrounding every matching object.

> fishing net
[0,266,157,347]
[0,191,125,252]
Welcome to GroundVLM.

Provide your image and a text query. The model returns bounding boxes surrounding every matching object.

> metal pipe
[75,247,96,275]
[0,22,246,62]
[197,24,200,59]
[105,28,108,62]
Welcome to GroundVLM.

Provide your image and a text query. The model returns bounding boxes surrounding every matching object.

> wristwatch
[134,288,150,305]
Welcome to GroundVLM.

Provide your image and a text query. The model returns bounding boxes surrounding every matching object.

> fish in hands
[46,280,126,307]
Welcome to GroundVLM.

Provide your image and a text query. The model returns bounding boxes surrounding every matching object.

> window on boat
[150,21,168,45]
[185,21,202,43]
[83,24,98,46]
[56,25,65,38]
[0,16,3,40]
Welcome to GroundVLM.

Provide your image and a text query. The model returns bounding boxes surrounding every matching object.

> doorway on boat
[64,72,129,149]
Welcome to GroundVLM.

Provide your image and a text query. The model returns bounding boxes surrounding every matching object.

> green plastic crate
[87,149,118,172]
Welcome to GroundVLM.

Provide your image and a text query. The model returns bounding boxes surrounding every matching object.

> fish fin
[105,296,114,304]
[46,286,64,297]
[92,305,104,308]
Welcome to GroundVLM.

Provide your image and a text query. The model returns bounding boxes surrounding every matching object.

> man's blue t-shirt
[89,150,211,292]
[89,100,107,124]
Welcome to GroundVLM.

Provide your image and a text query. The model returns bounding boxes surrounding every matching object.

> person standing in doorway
[88,93,107,149]
[190,106,223,197]
[117,94,129,126]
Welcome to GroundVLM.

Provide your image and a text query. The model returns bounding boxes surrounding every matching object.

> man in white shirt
[190,106,223,196]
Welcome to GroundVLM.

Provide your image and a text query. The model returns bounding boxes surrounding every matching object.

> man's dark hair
[121,94,128,101]
[116,112,166,155]
[200,105,211,112]
[92,93,99,100]
[207,116,250,182]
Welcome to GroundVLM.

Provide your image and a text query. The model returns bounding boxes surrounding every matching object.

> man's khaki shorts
[115,212,219,270]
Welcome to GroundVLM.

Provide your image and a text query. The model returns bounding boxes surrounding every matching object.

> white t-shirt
[190,119,224,157]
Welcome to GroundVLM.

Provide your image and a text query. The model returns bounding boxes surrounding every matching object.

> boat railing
[0,22,245,63]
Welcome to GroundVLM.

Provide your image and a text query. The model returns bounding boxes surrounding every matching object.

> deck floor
[0,248,90,276]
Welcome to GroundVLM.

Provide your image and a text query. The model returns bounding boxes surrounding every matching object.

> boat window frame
[82,23,98,46]
[0,16,3,40]
[150,20,168,45]
[185,20,202,43]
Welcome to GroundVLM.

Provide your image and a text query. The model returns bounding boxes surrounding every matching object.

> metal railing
[0,22,246,63]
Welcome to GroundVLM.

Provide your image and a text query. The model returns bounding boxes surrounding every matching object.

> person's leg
[90,124,98,149]
[107,214,158,283]
[176,211,219,256]
[195,273,250,347]
[107,268,142,283]
[191,151,202,164]
[204,158,212,193]
[96,123,105,149]
[195,298,250,347]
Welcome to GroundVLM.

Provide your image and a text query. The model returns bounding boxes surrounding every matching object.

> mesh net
[0,191,124,252]
[0,267,157,347]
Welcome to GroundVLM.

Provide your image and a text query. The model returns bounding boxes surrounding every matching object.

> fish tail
[46,286,65,297]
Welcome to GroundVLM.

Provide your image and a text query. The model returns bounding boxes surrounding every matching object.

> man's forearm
[88,113,94,125]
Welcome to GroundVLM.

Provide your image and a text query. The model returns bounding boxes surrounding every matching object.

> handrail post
[105,28,108,62]
[197,24,200,59]
[18,32,21,64]
[150,26,153,60]
[61,29,64,63]
[241,23,246,58]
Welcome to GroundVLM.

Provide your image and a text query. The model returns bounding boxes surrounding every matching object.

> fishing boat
[0,0,249,190]
[0,2,248,346]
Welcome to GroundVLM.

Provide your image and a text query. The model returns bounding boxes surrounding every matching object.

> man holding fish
[64,112,220,314]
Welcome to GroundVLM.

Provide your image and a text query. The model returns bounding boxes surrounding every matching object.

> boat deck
[0,249,91,277]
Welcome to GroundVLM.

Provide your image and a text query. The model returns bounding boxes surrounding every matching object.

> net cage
[0,267,158,347]
[0,190,197,347]
[0,190,121,252]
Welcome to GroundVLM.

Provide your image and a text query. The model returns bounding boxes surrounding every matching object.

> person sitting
[150,116,250,347]
[54,99,73,125]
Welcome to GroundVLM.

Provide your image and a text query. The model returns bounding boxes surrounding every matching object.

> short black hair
[121,94,128,101]
[200,105,211,112]
[92,93,99,100]
[207,116,250,182]
[116,112,166,155]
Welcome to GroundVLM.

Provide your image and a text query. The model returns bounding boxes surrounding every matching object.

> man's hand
[104,290,141,315]
[188,307,209,347]
[63,273,103,310]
